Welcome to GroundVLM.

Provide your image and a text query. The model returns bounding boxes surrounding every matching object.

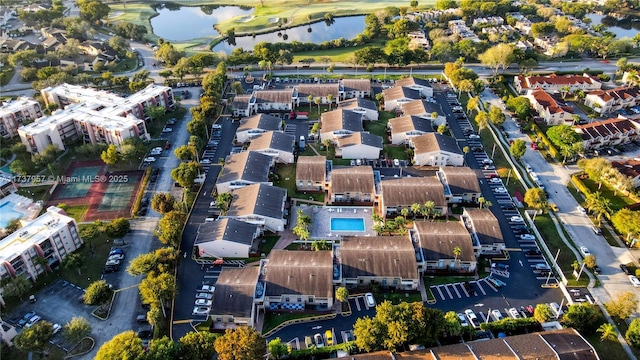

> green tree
[585,192,612,226]
[171,161,202,188]
[105,218,130,238]
[467,96,480,113]
[78,0,110,23]
[155,42,185,66]
[84,280,113,305]
[179,331,218,360]
[336,286,349,303]
[62,317,91,344]
[216,192,233,215]
[156,211,187,247]
[96,331,143,360]
[174,145,195,162]
[435,0,457,10]
[14,321,53,354]
[510,139,527,159]
[578,157,612,190]
[444,311,463,336]
[506,96,531,119]
[524,188,547,211]
[214,327,267,360]
[546,124,582,149]
[2,275,32,300]
[187,118,208,139]
[268,338,289,360]
[562,303,599,333]
[311,239,331,251]
[127,253,158,276]
[139,272,176,311]
[627,318,640,348]
[611,209,640,241]
[100,144,120,165]
[353,316,384,352]
[597,323,618,342]
[478,44,515,76]
[151,193,176,214]
[9,159,28,176]
[534,303,554,323]
[145,336,181,359]
[62,252,85,275]
[605,291,638,320]
[584,254,597,270]
[488,106,505,125]
[474,111,489,132]
[147,105,166,122]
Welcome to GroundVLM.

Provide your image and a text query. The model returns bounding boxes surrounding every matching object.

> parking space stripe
[444,285,453,299]
[432,285,445,300]
[451,283,462,298]
[483,279,498,292]
[459,282,469,297]
[473,280,486,295]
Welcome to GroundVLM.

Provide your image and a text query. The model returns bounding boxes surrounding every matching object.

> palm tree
[327,93,334,110]
[421,201,435,220]
[475,111,489,133]
[453,246,462,269]
[410,203,421,219]
[585,191,612,226]
[467,96,480,113]
[307,94,313,112]
[400,207,410,218]
[478,197,486,209]
[597,323,617,342]
[458,79,475,97]
[314,97,321,114]
[559,85,571,99]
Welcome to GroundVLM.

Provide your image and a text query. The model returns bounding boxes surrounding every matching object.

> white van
[365,293,375,307]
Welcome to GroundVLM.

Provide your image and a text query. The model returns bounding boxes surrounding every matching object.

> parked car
[464,309,480,328]
[195,299,212,307]
[621,264,631,275]
[162,127,173,133]
[325,330,333,346]
[143,157,157,163]
[17,311,37,327]
[136,314,148,323]
[525,249,542,257]
[196,292,213,300]
[510,216,524,223]
[520,234,536,241]
[24,315,41,328]
[576,206,587,215]
[53,323,62,334]
[365,293,375,307]
[305,336,314,348]
[457,313,469,327]
[491,310,504,321]
[508,308,521,319]
[493,187,508,194]
[314,333,325,348]
[489,178,501,184]
[579,246,591,257]
[198,285,216,293]
[629,275,640,287]
[591,226,602,235]
[192,306,210,316]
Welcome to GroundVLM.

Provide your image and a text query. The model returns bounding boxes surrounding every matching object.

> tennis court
[98,174,141,212]
[56,166,102,199]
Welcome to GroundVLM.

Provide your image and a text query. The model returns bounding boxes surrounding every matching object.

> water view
[150,5,254,41]
[585,13,640,39]
[212,16,366,53]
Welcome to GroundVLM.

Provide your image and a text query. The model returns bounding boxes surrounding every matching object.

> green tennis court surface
[57,166,102,199]
[98,174,141,212]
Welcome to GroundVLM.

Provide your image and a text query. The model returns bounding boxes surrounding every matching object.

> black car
[501,204,516,211]
[525,249,542,257]
[471,146,484,152]
[513,227,531,235]
[592,265,601,274]
[138,330,153,339]
[620,264,631,275]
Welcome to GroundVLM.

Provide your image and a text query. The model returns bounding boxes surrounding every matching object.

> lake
[212,16,366,53]
[585,13,640,39]
[150,6,254,41]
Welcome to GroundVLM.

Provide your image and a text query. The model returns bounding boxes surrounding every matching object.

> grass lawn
[478,128,526,197]
[585,333,632,360]
[262,311,318,334]
[111,58,138,73]
[364,110,394,138]
[0,68,15,87]
[260,235,280,254]
[384,145,409,160]
[273,163,324,202]
[17,185,53,204]
[534,214,588,287]
[292,40,387,64]
[7,343,67,360]
[580,177,636,211]
[57,204,89,223]
[377,291,423,305]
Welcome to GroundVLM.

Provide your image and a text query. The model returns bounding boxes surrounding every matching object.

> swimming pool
[330,218,365,232]
[0,201,23,228]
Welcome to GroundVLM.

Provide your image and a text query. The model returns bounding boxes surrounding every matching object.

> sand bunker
[237,15,256,23]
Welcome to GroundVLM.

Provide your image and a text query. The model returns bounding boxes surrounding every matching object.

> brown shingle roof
[254,89,293,104]
[342,79,372,93]
[218,151,272,184]
[467,337,517,360]
[389,115,433,134]
[463,208,504,246]
[320,109,363,133]
[247,131,295,153]
[383,86,421,101]
[529,89,573,115]
[412,133,462,155]
[612,159,640,179]
[432,343,476,360]
[340,97,378,111]
[227,184,286,219]
[381,177,446,208]
[296,156,327,183]
[330,166,374,194]
[401,99,442,117]
[340,236,419,280]
[414,221,475,262]
[518,73,600,88]
[231,94,252,109]
[539,328,599,360]
[265,250,333,298]
[504,332,557,360]
[211,267,260,318]
[396,77,433,88]
[440,167,481,195]
[237,113,282,132]
[395,350,436,360]
[574,117,640,141]
[587,86,640,102]
[296,83,340,99]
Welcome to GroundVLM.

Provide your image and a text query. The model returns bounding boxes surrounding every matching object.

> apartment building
[0,206,82,305]
[526,89,575,125]
[584,87,640,115]
[514,73,601,94]
[574,117,640,150]
[18,84,175,153]
[0,98,43,138]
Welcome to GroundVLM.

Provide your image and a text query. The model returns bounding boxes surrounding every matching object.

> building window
[297,297,302,303]
[285,297,290,302]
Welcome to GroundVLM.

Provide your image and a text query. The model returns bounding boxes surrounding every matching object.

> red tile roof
[574,117,640,141]
[587,86,640,103]
[517,73,599,88]
[529,89,573,114]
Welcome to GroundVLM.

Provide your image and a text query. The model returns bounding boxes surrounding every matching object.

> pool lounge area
[293,205,376,239]
[0,193,42,229]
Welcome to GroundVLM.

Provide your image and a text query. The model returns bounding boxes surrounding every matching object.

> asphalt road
[479,90,640,310]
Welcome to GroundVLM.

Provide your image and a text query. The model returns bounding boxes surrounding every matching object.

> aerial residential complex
[0,98,43,138]
[17,83,175,153]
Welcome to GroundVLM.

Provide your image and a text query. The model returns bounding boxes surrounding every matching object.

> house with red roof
[584,86,640,115]
[573,117,640,150]
[525,89,575,125]
[514,73,601,94]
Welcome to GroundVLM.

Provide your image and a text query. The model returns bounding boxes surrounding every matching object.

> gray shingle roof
[218,151,272,184]
[401,99,443,117]
[396,77,433,89]
[211,267,260,318]
[320,109,363,133]
[248,131,295,153]
[237,113,282,132]
[340,236,419,280]
[389,115,433,134]
[414,221,475,262]
[335,132,383,149]
[339,98,378,111]
[227,183,287,219]
[265,250,333,298]
[194,218,259,246]
[383,86,421,101]
[412,133,462,155]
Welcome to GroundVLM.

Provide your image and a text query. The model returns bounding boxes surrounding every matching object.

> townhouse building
[223,184,287,233]
[525,89,575,125]
[216,151,274,194]
[584,87,640,115]
[573,117,640,150]
[410,133,464,166]
[514,73,601,94]
[413,221,477,274]
[295,156,327,192]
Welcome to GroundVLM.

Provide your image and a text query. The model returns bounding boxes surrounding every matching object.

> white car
[192,306,210,316]
[579,246,591,257]
[510,216,524,223]
[195,299,212,307]
[143,157,156,163]
[162,127,173,133]
[365,293,375,307]
[152,147,163,152]
[508,308,521,319]
[491,310,504,321]
[393,159,400,167]
[150,149,162,156]
[53,323,62,334]
[469,134,480,139]
[457,313,469,327]
[196,292,213,300]
[24,315,41,328]
[198,285,216,293]
[629,275,640,287]
[464,309,479,328]
[577,206,587,215]
[493,187,508,194]
[520,234,535,241]
[489,178,502,184]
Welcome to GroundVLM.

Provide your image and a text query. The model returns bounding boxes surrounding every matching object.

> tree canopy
[562,303,599,333]
[95,331,144,360]
[524,188,547,211]
[151,193,177,214]
[605,291,638,320]
[14,321,53,353]
[510,139,527,159]
[62,317,91,344]
[84,280,113,305]
[214,327,267,360]
[546,125,582,150]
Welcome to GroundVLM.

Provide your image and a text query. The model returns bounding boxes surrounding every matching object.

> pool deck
[292,205,375,240]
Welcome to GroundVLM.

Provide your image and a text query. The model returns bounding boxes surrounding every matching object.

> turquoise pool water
[330,217,365,232]
[0,201,23,228]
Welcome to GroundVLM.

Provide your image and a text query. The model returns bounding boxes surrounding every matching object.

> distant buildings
[18,83,175,153]
[514,73,601,94]
[0,97,43,138]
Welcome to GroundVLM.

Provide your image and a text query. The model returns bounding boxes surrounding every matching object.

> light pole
[506,169,512,186]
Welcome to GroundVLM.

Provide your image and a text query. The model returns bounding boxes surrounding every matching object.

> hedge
[131,167,152,217]
[531,123,560,160]
[289,341,356,359]
[479,317,541,333]
[571,174,592,198]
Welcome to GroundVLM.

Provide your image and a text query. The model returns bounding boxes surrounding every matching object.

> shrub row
[132,167,152,217]
[531,123,560,160]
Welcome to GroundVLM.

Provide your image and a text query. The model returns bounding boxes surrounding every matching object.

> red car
[164,141,171,149]
[531,143,538,150]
